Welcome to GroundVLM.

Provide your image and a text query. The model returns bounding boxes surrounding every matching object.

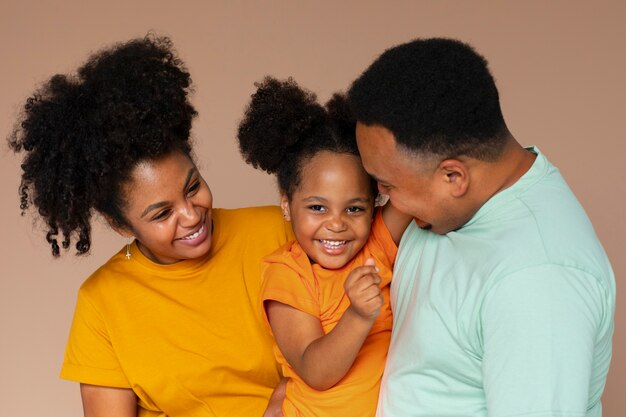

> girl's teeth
[320,240,346,247]
[182,223,204,240]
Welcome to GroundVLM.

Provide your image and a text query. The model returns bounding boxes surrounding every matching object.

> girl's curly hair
[237,76,374,199]
[8,34,197,256]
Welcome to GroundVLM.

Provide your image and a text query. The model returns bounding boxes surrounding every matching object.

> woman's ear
[280,195,291,221]
[104,215,134,238]
[438,159,470,198]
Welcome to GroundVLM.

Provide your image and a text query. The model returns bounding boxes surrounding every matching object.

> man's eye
[308,205,326,212]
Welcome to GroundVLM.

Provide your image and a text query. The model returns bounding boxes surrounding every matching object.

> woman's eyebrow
[182,167,196,191]
[141,167,197,218]
[141,201,169,218]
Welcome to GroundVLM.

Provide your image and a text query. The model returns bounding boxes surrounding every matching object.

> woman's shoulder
[215,205,281,218]
[214,206,291,234]
[75,247,130,300]
[210,206,294,253]
[78,243,186,306]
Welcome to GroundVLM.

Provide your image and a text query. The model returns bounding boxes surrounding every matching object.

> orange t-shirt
[259,209,397,417]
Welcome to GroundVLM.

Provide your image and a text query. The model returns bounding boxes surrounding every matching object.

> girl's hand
[344,258,382,321]
[266,259,382,390]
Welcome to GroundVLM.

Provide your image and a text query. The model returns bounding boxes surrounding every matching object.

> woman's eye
[152,209,172,221]
[187,181,200,196]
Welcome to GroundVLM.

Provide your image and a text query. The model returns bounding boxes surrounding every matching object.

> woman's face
[120,151,213,264]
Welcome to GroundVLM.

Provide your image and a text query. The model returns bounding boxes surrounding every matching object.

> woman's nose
[179,201,200,226]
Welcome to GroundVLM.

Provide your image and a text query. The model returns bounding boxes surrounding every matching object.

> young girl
[238,77,411,417]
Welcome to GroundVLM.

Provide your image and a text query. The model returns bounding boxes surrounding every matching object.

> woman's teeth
[181,223,204,240]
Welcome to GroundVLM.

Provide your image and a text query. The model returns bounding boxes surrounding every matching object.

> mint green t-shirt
[377,149,615,417]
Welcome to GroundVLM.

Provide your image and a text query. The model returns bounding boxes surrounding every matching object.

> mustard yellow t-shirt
[61,206,294,417]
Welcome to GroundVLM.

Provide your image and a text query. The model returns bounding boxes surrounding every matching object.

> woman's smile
[176,217,210,246]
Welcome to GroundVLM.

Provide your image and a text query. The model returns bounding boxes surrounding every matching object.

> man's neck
[491,135,537,194]
[465,134,537,214]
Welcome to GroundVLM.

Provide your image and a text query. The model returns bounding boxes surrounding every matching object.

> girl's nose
[325,214,347,233]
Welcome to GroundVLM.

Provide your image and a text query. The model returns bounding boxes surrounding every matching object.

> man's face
[356,122,464,234]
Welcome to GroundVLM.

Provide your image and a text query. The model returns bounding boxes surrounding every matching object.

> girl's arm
[80,384,137,417]
[381,199,412,245]
[266,260,381,391]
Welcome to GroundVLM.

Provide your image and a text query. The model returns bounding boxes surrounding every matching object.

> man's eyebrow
[371,174,390,185]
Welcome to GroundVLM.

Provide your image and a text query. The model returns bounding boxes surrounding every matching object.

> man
[348,38,615,417]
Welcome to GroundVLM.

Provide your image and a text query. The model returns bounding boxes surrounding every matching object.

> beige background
[1,0,624,415]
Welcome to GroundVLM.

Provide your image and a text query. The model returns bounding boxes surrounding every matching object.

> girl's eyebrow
[347,197,372,204]
[302,196,328,203]
[301,196,372,204]
[140,167,196,218]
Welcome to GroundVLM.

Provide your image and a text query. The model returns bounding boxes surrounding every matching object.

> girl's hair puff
[8,34,197,257]
[238,76,373,199]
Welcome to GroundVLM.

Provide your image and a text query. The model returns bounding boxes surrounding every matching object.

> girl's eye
[308,205,326,212]
[347,206,365,214]
[152,209,172,221]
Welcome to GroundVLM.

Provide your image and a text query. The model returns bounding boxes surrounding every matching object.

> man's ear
[438,159,470,198]
[280,195,291,221]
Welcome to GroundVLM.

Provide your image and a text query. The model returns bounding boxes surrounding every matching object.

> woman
[9,35,291,417]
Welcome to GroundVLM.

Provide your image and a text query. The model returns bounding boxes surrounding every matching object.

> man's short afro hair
[348,38,508,160]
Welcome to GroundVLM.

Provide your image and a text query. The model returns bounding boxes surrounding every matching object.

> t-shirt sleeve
[60,287,130,388]
[259,261,319,333]
[481,265,612,417]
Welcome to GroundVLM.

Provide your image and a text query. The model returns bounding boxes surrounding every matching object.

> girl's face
[281,151,375,270]
[119,151,213,264]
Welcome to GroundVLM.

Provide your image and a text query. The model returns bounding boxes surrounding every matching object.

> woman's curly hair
[237,76,374,199]
[8,34,197,256]
[348,38,508,161]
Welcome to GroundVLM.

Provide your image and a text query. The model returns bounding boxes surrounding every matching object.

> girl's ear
[280,195,291,221]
